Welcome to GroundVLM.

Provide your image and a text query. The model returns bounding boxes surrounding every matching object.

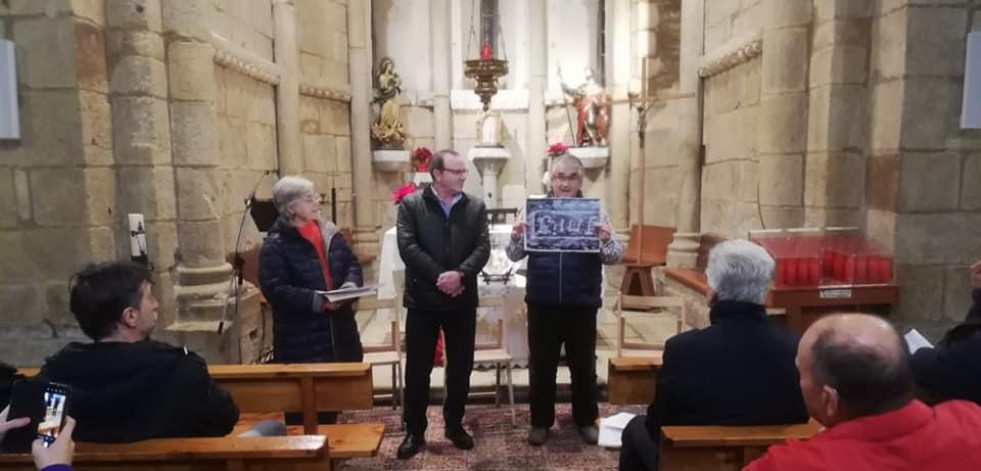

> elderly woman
[618,239,807,471]
[506,154,625,446]
[259,176,364,366]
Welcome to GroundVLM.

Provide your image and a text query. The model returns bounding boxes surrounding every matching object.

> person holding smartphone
[259,176,364,424]
[0,405,75,471]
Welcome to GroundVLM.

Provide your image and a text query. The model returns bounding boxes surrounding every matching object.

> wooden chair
[355,270,405,410]
[659,420,822,471]
[471,295,516,426]
[0,435,331,471]
[614,294,686,357]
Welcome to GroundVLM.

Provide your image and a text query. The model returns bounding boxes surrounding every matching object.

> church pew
[19,363,384,460]
[607,355,662,405]
[658,420,822,471]
[0,435,331,471]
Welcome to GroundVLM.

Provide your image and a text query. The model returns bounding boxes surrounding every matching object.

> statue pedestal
[467,146,510,208]
[372,149,410,172]
[568,146,610,169]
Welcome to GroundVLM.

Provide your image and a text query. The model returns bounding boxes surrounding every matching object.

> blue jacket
[259,217,363,363]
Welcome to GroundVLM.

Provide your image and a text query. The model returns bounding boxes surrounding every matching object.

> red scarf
[298,220,333,290]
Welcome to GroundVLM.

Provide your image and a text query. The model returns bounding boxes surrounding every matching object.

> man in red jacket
[745,313,981,471]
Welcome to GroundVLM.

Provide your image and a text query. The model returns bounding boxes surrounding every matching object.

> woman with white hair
[506,153,624,446]
[617,239,808,471]
[258,176,364,422]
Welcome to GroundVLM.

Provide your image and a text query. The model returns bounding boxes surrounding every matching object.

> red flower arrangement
[547,142,568,158]
[412,147,433,172]
[391,182,418,204]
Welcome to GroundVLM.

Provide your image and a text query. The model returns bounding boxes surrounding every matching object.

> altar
[376,224,531,365]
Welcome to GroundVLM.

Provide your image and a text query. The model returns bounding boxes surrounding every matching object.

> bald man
[745,314,981,471]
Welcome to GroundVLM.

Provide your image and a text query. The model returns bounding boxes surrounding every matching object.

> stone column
[273,0,302,175]
[607,0,632,231]
[106,0,180,323]
[758,0,811,228]
[431,0,453,150]
[525,0,546,195]
[803,0,870,228]
[348,0,379,258]
[675,0,705,233]
[163,0,240,360]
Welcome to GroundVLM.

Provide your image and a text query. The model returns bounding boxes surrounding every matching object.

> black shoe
[397,433,426,459]
[445,427,475,450]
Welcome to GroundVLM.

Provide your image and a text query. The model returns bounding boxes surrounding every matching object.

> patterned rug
[338,403,645,471]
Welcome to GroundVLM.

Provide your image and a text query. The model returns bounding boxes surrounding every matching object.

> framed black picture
[525,198,601,253]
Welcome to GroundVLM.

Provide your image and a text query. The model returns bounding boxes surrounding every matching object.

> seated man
[745,314,981,471]
[619,240,808,471]
[911,260,981,404]
[39,262,240,442]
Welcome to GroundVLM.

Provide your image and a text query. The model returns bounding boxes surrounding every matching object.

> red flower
[412,147,433,172]
[547,142,568,157]
[391,183,418,204]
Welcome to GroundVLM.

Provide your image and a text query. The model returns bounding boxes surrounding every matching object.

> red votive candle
[481,44,492,60]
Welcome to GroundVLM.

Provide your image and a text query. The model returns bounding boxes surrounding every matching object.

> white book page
[905,329,933,354]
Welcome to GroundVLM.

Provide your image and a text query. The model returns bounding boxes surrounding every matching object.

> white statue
[476,111,504,147]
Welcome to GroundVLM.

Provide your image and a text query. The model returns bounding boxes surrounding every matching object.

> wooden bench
[659,420,822,471]
[19,363,384,461]
[607,355,663,405]
[0,435,331,471]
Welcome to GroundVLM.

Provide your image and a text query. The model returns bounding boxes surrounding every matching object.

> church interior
[1,0,980,470]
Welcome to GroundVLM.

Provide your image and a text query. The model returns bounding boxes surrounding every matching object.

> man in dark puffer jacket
[911,260,981,405]
[40,262,238,443]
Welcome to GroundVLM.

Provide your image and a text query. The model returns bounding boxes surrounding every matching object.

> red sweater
[297,220,332,291]
[745,400,981,471]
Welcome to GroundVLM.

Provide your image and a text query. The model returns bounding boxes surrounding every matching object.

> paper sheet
[597,412,636,448]
[905,328,933,354]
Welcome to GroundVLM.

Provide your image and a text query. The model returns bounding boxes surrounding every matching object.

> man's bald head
[798,314,913,425]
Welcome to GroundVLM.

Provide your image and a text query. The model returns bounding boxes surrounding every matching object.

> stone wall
[868,0,981,333]
[699,57,762,237]
[705,0,762,54]
[0,0,357,365]
[0,0,112,365]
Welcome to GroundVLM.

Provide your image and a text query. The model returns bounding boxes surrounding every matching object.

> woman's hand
[0,405,30,443]
[322,301,341,312]
[33,416,75,470]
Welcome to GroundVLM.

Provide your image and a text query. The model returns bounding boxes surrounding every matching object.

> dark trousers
[403,307,476,434]
[619,416,659,471]
[527,304,599,428]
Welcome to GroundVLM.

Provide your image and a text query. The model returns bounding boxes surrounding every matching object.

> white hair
[706,239,775,305]
[271,176,314,216]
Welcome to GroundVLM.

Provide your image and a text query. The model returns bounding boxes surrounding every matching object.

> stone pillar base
[666,232,702,268]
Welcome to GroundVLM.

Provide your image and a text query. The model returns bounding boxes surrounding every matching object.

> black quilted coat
[259,217,363,363]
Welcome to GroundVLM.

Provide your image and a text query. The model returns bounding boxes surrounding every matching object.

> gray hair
[706,239,774,305]
[551,153,584,173]
[271,176,314,217]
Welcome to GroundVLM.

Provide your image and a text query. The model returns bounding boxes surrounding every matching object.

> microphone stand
[219,170,272,364]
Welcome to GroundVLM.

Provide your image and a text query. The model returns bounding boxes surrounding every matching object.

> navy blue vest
[525,251,603,308]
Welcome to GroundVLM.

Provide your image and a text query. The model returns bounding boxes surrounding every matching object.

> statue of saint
[371,57,407,148]
[560,67,610,147]
[476,111,504,147]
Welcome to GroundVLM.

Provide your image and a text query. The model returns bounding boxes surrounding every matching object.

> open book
[597,412,636,448]
[318,284,378,303]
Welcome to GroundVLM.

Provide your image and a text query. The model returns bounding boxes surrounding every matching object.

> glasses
[439,168,468,177]
[551,173,582,183]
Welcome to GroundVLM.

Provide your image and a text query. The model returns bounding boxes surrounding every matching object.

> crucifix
[620,58,658,298]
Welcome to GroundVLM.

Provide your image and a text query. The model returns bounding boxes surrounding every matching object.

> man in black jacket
[911,259,981,405]
[396,149,490,459]
[39,262,239,443]
[618,240,808,471]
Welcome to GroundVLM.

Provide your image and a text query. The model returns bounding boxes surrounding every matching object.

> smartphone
[1,379,71,452]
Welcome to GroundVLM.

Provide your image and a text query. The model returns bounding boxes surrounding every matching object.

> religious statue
[560,67,610,147]
[475,111,504,147]
[371,57,407,148]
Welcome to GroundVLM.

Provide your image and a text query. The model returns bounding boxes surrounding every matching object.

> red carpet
[338,403,645,471]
